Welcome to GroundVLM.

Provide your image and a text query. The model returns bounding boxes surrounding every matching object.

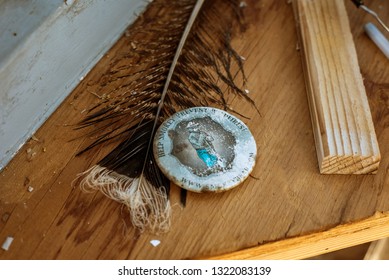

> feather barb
[75,0,255,234]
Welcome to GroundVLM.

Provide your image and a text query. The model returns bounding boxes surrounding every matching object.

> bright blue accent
[196,149,218,167]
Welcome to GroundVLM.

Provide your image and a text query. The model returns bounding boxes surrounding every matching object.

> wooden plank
[207,212,389,260]
[0,0,388,260]
[293,0,381,174]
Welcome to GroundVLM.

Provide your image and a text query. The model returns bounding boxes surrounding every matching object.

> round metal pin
[153,107,257,193]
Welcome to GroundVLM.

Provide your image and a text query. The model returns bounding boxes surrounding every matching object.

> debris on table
[1,236,14,251]
[150,240,161,247]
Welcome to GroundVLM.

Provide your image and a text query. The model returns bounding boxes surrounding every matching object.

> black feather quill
[76,0,255,233]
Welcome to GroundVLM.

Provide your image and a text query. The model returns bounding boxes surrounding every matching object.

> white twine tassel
[77,165,171,234]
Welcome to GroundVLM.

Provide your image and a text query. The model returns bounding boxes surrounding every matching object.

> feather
[75,0,256,234]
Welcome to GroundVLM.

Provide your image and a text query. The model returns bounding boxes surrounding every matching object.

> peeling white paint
[1,236,14,251]
[0,0,146,170]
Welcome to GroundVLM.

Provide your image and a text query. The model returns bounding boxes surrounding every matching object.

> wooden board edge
[364,237,389,260]
[204,212,389,260]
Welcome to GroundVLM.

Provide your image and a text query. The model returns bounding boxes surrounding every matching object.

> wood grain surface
[209,212,389,260]
[0,0,388,260]
[294,0,381,174]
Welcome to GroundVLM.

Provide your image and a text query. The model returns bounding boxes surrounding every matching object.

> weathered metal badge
[153,107,257,193]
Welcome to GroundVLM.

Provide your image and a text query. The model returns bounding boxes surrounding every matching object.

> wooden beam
[207,212,389,260]
[364,237,389,260]
[293,0,380,174]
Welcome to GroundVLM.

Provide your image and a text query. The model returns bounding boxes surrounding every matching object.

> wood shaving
[26,148,37,161]
[2,213,10,223]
